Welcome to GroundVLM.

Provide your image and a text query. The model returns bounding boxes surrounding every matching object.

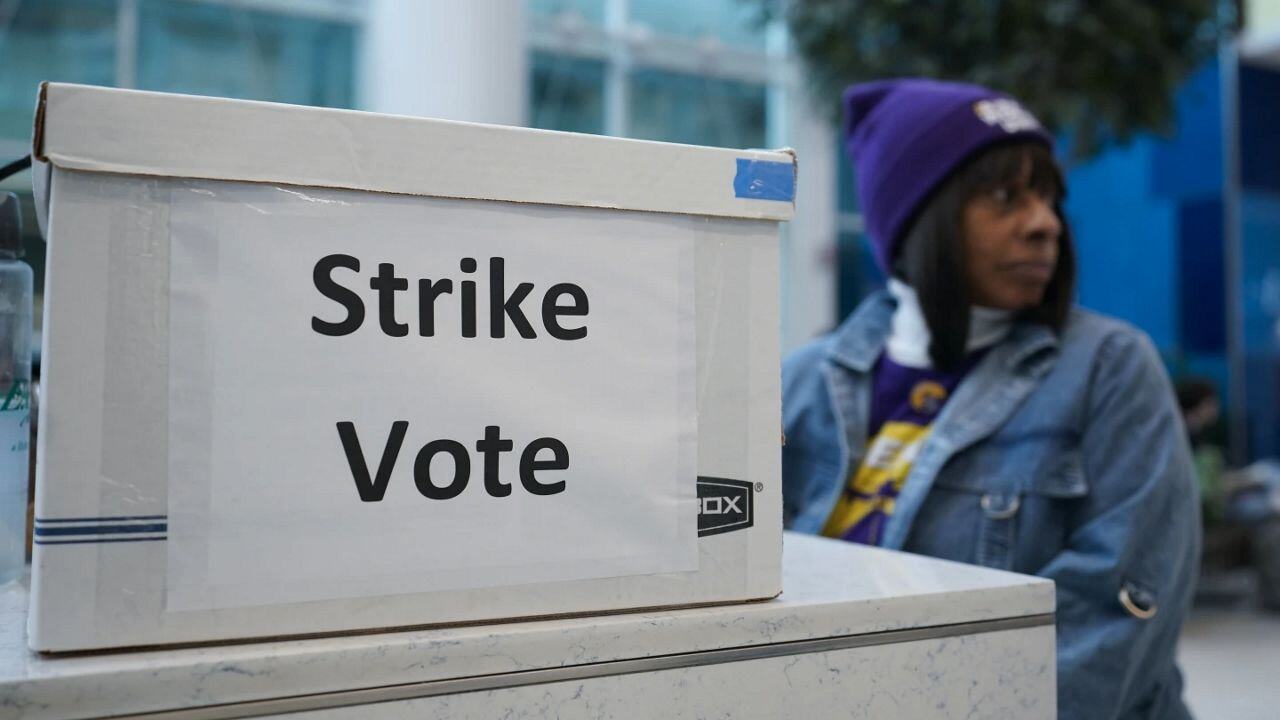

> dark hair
[894,141,1076,370]
[1175,378,1217,414]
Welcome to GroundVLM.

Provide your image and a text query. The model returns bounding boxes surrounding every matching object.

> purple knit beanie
[843,79,1055,274]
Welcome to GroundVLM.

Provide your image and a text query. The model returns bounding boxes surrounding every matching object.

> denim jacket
[782,290,1200,720]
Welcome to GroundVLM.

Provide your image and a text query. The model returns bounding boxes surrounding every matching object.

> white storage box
[27,83,792,651]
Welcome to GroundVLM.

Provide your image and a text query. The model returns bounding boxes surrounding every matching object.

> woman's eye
[990,188,1012,205]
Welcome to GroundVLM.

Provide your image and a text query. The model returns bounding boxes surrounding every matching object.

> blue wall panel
[1179,198,1226,354]
[1241,63,1280,194]
[1065,60,1226,366]
[1238,62,1280,459]
[1065,139,1179,350]
[1239,191,1280,353]
[1151,61,1222,200]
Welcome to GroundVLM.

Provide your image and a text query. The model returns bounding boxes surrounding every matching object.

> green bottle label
[0,379,27,412]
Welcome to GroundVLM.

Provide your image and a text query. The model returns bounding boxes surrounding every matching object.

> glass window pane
[0,0,117,142]
[137,0,355,108]
[629,0,765,50]
[529,0,605,27]
[530,52,606,135]
[628,68,765,148]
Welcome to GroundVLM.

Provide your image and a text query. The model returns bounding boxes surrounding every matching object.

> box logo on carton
[696,477,754,537]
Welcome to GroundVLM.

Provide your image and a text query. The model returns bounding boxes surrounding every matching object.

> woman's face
[961,168,1062,311]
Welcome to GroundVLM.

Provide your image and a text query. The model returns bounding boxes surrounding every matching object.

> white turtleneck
[885,278,1013,369]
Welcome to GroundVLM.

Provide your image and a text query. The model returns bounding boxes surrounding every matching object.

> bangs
[956,141,1065,202]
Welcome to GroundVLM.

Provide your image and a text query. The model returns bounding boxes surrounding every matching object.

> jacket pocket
[976,450,1089,570]
[1022,449,1089,498]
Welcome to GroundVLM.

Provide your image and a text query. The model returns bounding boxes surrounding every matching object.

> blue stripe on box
[733,159,795,202]
[35,537,166,545]
[34,523,168,537]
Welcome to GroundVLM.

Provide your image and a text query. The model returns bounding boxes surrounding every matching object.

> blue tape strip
[733,158,795,202]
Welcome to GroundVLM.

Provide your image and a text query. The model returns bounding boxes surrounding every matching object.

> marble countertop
[0,533,1053,720]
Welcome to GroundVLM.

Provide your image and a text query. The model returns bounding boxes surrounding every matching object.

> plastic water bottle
[0,193,32,586]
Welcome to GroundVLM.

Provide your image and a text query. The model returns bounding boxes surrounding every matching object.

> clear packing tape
[29,170,783,650]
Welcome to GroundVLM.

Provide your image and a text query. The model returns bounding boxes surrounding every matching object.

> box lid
[32,82,795,221]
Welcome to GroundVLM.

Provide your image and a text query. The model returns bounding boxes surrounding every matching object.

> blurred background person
[1180,377,1280,612]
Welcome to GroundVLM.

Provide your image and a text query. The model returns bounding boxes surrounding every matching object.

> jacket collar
[826,288,1060,377]
[826,290,894,372]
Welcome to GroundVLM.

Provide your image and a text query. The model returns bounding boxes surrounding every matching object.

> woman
[782,79,1200,719]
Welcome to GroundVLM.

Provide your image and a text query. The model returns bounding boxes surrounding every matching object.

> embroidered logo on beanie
[973,99,1041,134]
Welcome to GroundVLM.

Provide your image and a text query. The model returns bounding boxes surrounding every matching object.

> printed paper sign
[165,182,698,610]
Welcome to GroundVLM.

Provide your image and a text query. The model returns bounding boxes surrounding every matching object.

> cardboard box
[28,83,792,651]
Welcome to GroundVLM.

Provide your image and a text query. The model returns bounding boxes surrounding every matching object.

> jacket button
[1119,583,1158,619]
[980,493,1021,519]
